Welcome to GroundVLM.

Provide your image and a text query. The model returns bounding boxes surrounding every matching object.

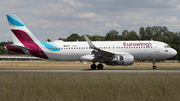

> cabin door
[154,44,159,53]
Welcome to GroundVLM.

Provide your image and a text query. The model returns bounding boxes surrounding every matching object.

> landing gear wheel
[91,64,96,70]
[153,65,157,69]
[152,59,157,69]
[97,64,103,70]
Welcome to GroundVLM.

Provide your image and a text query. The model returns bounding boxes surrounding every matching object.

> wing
[84,35,129,61]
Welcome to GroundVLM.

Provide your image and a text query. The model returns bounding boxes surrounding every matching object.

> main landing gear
[91,63,104,70]
[152,59,157,69]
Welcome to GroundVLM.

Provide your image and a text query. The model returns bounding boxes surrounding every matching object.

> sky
[1,0,180,42]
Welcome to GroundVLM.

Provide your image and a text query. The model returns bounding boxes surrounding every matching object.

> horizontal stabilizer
[9,44,28,50]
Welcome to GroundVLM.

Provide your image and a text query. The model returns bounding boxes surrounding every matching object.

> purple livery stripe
[11,29,48,59]
[5,45,25,54]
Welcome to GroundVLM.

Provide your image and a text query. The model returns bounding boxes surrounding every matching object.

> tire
[91,64,96,69]
[97,64,103,70]
[153,65,157,69]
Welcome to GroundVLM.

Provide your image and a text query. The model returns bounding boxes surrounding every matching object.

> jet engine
[106,54,134,66]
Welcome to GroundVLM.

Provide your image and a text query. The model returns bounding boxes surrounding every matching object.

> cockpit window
[164,45,170,48]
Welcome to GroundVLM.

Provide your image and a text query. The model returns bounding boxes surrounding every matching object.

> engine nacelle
[107,54,134,66]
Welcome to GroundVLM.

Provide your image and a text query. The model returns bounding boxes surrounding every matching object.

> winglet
[84,35,97,49]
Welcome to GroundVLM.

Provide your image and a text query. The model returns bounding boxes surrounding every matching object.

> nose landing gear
[152,59,157,69]
[153,65,157,69]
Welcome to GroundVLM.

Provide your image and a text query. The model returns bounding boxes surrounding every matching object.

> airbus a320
[4,14,177,69]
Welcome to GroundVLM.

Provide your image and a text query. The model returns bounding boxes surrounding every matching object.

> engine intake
[108,54,134,66]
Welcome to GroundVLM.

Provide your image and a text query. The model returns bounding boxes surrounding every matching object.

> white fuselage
[42,40,177,61]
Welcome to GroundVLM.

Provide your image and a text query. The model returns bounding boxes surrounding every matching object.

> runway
[0,69,180,73]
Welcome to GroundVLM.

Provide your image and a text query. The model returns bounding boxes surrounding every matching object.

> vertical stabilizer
[6,14,48,59]
[6,14,39,44]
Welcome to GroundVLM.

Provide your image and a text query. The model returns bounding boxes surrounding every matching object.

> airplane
[4,14,177,69]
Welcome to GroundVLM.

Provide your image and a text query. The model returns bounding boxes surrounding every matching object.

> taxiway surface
[0,69,180,73]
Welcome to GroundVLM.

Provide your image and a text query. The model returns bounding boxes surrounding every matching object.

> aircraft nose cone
[172,49,177,56]
[173,49,177,56]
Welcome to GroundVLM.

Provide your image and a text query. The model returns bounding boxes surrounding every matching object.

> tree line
[1,26,179,60]
[0,41,20,55]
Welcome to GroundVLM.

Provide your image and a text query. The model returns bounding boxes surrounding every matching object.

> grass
[0,73,180,101]
[0,61,179,100]
[0,61,179,69]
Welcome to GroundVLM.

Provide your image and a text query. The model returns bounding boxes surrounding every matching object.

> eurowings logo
[165,50,168,52]
[123,42,152,47]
